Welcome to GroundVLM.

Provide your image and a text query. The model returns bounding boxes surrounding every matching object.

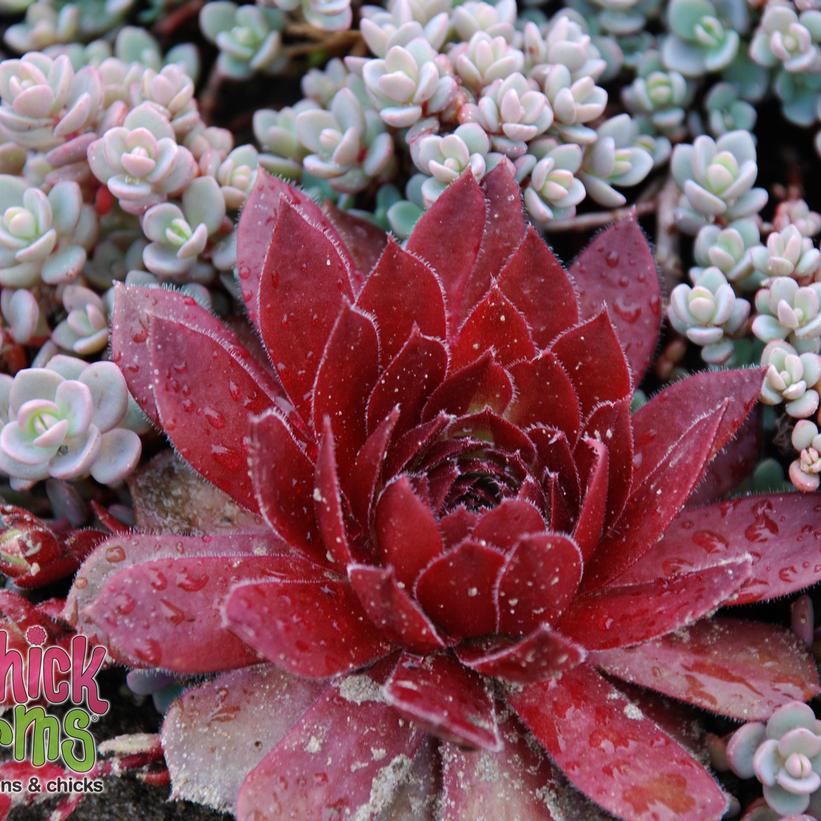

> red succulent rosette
[67,168,821,820]
[0,505,105,588]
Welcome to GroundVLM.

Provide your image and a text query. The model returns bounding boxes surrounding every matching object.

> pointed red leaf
[519,472,548,513]
[346,407,400,527]
[582,398,633,524]
[473,499,545,551]
[550,309,631,417]
[456,623,586,684]
[237,170,349,324]
[594,618,821,720]
[415,539,505,638]
[312,301,379,473]
[406,171,486,331]
[357,238,446,364]
[632,368,765,488]
[529,426,580,515]
[149,315,279,511]
[559,557,751,650]
[509,664,727,821]
[570,217,661,381]
[467,163,528,305]
[572,438,609,560]
[427,462,460,511]
[384,652,501,751]
[545,473,571,533]
[66,531,286,628]
[224,578,394,677]
[688,408,762,506]
[507,353,581,441]
[236,669,423,820]
[366,329,447,437]
[620,494,821,605]
[112,284,281,426]
[422,352,513,420]
[348,564,445,653]
[583,404,727,590]
[375,475,444,589]
[323,203,387,284]
[314,420,352,567]
[163,664,325,812]
[257,201,355,416]
[249,409,322,560]
[447,409,536,463]
[385,412,450,477]
[499,226,579,348]
[85,554,323,671]
[451,286,536,371]
[439,506,478,548]
[440,714,575,821]
[497,533,582,634]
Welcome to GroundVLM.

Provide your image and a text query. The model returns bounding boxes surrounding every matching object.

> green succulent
[751,225,821,282]
[411,122,499,206]
[775,70,821,128]
[518,139,585,224]
[622,50,692,139]
[0,176,97,287]
[662,0,747,77]
[753,277,821,354]
[589,0,662,37]
[579,114,654,208]
[691,219,760,288]
[254,102,318,180]
[140,176,226,281]
[296,86,394,194]
[671,130,767,233]
[199,1,284,79]
[263,0,352,32]
[669,266,751,364]
[703,81,757,136]
[750,3,821,74]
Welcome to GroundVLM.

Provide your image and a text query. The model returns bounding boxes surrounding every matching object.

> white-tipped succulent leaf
[0,357,141,490]
[668,266,751,364]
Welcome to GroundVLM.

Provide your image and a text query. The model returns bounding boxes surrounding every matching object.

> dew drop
[105,545,126,563]
[177,568,209,592]
[211,445,242,471]
[691,530,729,554]
[204,408,226,429]
[160,598,188,625]
[133,638,161,666]
[115,592,136,615]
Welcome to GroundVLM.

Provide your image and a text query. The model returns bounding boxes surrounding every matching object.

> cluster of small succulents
[248,5,662,232]
[226,0,821,237]
[661,111,821,495]
[0,23,265,491]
